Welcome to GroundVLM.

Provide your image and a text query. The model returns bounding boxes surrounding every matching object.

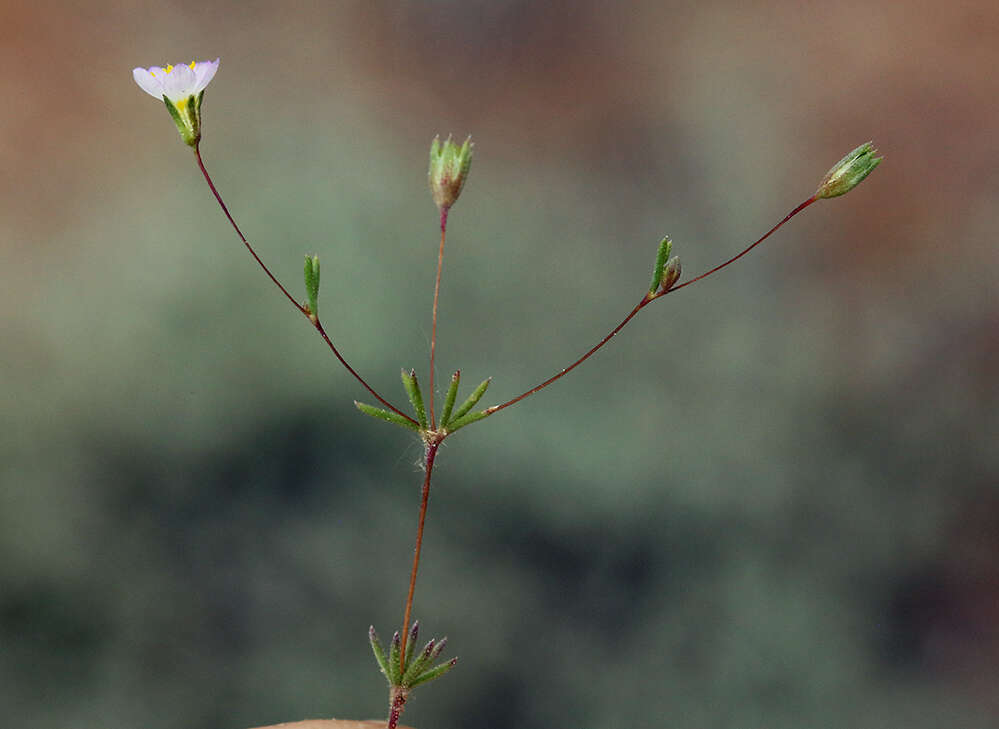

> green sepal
[409,657,459,688]
[162,93,200,147]
[369,626,391,680]
[816,141,883,199]
[439,371,461,428]
[444,408,489,433]
[401,369,428,430]
[649,236,672,294]
[163,96,184,128]
[429,135,474,211]
[354,401,421,432]
[303,254,320,318]
[448,377,491,424]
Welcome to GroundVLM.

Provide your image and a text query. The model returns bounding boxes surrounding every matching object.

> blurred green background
[3,1,997,728]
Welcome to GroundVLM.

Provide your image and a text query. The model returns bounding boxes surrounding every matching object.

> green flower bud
[816,142,883,199]
[429,135,473,211]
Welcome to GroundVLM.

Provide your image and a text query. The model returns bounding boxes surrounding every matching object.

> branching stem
[193,145,415,424]
[487,196,818,414]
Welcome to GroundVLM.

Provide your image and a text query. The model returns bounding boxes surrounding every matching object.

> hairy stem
[386,685,409,729]
[398,441,440,673]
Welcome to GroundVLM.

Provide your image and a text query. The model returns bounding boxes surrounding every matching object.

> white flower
[132,58,219,147]
[133,59,219,104]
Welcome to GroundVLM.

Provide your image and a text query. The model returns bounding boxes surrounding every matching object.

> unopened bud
[429,135,473,211]
[816,142,882,199]
[659,256,682,293]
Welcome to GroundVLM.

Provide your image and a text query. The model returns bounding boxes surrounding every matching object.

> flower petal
[191,58,220,93]
[161,62,196,102]
[132,67,164,98]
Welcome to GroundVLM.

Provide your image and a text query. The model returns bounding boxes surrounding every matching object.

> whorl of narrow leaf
[369,624,457,692]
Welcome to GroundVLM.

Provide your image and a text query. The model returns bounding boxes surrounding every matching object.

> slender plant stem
[429,208,449,428]
[487,196,818,414]
[398,441,440,674]
[194,146,304,312]
[486,296,651,416]
[668,196,817,294]
[193,145,416,424]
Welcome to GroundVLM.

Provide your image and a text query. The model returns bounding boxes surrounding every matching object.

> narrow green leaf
[649,236,672,294]
[401,369,428,430]
[444,408,489,433]
[448,377,491,424]
[427,636,448,663]
[401,639,436,685]
[387,630,402,684]
[439,371,461,428]
[354,401,421,432]
[403,621,420,670]
[303,254,320,318]
[409,657,458,688]
[369,626,390,680]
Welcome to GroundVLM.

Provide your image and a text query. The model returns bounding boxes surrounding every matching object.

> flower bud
[428,135,473,211]
[660,256,682,292]
[816,142,883,199]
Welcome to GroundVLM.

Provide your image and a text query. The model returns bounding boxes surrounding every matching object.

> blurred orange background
[2,2,997,728]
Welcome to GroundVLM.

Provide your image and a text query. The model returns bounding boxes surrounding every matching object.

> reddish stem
[429,208,449,428]
[486,296,651,416]
[193,145,416,424]
[398,441,440,673]
[386,686,408,729]
[487,196,818,414]
[668,196,817,293]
